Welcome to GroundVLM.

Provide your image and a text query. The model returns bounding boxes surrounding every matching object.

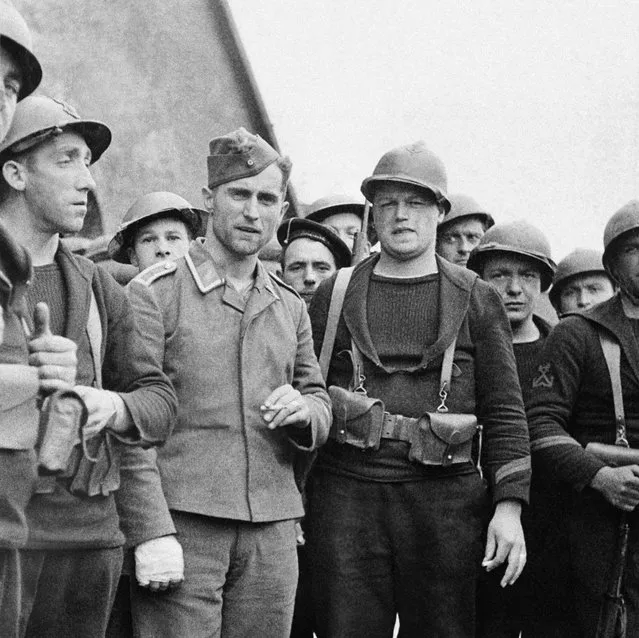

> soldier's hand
[28,302,77,393]
[135,535,184,592]
[260,384,311,430]
[482,499,526,587]
[590,465,639,511]
[72,386,126,437]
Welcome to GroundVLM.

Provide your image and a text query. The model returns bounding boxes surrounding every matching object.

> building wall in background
[14,0,294,237]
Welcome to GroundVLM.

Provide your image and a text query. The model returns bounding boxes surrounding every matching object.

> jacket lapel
[56,243,92,344]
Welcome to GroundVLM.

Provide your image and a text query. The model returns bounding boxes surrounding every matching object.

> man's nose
[156,239,171,255]
[76,163,96,191]
[243,196,259,220]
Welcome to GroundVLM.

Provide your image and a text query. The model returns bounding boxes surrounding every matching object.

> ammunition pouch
[37,389,87,474]
[328,386,385,450]
[586,442,639,467]
[408,412,479,467]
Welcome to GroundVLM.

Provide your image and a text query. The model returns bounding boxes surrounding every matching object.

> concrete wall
[14,0,289,236]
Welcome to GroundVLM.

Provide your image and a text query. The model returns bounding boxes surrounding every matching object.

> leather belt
[381,412,419,442]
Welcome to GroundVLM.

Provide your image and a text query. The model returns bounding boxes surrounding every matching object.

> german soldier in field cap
[127,127,331,637]
[278,217,351,306]
[307,141,531,637]
[0,95,177,637]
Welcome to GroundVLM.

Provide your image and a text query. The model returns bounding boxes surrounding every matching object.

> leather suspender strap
[86,289,103,389]
[438,338,457,411]
[599,331,627,446]
[319,267,354,381]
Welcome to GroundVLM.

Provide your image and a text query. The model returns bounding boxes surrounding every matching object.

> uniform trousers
[567,489,639,638]
[19,546,122,638]
[307,468,490,638]
[0,549,21,637]
[131,511,298,638]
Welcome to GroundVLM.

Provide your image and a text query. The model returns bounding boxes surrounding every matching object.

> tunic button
[247,158,254,166]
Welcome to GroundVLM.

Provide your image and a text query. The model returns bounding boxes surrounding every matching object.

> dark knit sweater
[27,263,68,336]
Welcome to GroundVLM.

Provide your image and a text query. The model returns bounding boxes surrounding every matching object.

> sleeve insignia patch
[532,363,554,389]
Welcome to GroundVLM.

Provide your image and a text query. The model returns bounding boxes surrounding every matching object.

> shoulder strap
[87,288,103,389]
[598,330,627,446]
[319,267,354,381]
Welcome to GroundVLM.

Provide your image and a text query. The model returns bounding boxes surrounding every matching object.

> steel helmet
[548,248,610,307]
[0,95,111,163]
[438,194,494,233]
[360,141,450,212]
[0,1,42,100]
[467,220,557,291]
[305,194,365,223]
[108,191,207,264]
[602,200,639,273]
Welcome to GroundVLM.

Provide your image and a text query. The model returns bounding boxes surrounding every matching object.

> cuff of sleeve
[492,483,530,506]
[107,393,141,445]
[573,458,607,492]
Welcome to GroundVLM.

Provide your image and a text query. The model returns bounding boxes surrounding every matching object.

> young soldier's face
[9,131,96,236]
[437,216,486,267]
[203,162,288,260]
[0,46,22,141]
[321,211,362,251]
[372,183,443,263]
[282,237,337,306]
[557,273,614,314]
[482,254,542,328]
[129,216,192,272]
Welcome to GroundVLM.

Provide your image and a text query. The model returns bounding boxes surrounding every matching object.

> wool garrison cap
[207,127,282,190]
[277,218,352,269]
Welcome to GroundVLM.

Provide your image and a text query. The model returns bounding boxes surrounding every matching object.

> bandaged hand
[72,385,127,437]
[135,535,184,592]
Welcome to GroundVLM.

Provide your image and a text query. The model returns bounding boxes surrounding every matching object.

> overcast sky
[231,0,639,261]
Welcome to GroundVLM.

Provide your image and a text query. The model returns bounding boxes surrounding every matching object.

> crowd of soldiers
[2,3,639,638]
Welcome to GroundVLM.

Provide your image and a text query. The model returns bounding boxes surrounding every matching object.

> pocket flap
[426,413,477,445]
[328,385,384,422]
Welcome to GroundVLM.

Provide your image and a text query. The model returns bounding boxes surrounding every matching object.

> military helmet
[467,220,557,291]
[108,191,207,264]
[602,200,639,272]
[305,194,365,223]
[0,1,42,100]
[0,95,111,163]
[548,248,609,307]
[438,193,494,233]
[360,141,450,213]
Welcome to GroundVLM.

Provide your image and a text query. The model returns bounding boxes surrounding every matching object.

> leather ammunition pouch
[408,412,479,467]
[586,442,639,467]
[37,389,87,474]
[328,385,385,450]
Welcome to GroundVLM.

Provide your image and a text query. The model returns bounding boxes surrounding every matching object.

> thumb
[32,302,52,339]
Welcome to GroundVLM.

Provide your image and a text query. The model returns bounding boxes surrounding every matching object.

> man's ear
[2,160,28,192]
[202,187,215,212]
[127,247,139,269]
[279,200,289,223]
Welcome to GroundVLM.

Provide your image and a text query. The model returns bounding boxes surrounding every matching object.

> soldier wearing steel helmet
[437,193,495,268]
[109,191,207,271]
[305,193,367,252]
[0,7,81,637]
[468,222,562,637]
[527,200,639,636]
[550,248,615,317]
[307,141,530,637]
[0,95,177,637]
